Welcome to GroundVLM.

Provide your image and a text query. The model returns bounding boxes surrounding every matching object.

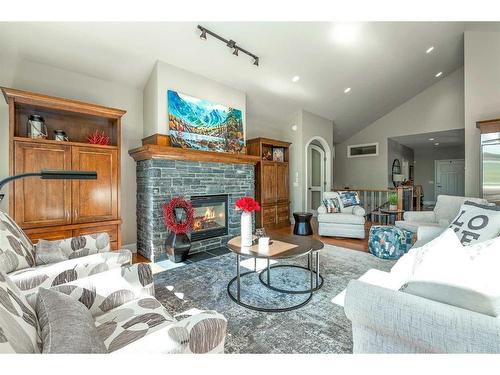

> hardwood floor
[131,218,372,264]
[268,218,372,253]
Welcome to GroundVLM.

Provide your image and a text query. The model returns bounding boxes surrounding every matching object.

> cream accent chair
[317,191,366,239]
[395,194,488,246]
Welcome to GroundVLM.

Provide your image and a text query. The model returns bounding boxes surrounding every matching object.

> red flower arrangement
[88,130,110,145]
[235,196,261,212]
[162,196,194,234]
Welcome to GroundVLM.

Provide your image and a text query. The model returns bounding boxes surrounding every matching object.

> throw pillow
[36,288,107,353]
[35,240,68,265]
[323,198,340,213]
[400,281,500,317]
[0,271,40,353]
[338,191,360,208]
[449,201,500,245]
[0,210,35,273]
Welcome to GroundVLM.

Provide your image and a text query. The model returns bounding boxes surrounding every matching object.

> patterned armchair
[0,210,132,299]
[0,264,227,353]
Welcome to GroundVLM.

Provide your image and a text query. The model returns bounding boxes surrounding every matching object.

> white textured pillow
[389,228,463,286]
[449,201,500,245]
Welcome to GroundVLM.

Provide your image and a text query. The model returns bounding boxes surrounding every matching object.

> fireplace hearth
[191,194,228,241]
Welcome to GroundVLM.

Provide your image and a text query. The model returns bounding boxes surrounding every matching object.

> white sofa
[317,192,366,239]
[395,194,488,247]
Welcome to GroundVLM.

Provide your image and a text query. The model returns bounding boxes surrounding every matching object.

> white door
[435,159,465,198]
[307,145,325,215]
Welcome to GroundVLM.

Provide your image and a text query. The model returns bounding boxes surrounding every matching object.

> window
[347,143,379,158]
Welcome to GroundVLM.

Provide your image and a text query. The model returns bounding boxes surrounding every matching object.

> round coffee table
[227,234,324,312]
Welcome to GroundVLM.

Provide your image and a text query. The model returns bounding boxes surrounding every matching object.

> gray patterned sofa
[1,263,227,353]
[0,210,132,299]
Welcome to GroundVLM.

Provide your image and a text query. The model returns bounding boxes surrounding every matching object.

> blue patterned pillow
[323,198,340,213]
[339,191,360,208]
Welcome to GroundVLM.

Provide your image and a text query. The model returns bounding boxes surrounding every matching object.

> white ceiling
[0,22,482,141]
[391,129,465,149]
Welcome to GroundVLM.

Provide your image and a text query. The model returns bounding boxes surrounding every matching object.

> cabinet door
[261,161,277,205]
[25,229,73,243]
[262,205,277,227]
[14,141,72,228]
[276,203,290,226]
[72,147,118,223]
[276,162,289,203]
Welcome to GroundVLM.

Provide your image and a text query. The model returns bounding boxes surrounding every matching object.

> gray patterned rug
[154,244,394,353]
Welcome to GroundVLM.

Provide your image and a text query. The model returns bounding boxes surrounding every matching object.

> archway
[304,136,332,214]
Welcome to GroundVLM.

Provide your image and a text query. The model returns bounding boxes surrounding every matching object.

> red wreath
[162,196,194,234]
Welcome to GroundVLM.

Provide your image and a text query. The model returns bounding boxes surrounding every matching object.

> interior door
[308,145,325,214]
[435,159,465,198]
[72,146,118,223]
[14,141,72,228]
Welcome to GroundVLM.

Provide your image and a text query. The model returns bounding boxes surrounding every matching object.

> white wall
[0,58,143,246]
[334,67,465,189]
[464,31,500,197]
[414,145,465,203]
[143,61,247,138]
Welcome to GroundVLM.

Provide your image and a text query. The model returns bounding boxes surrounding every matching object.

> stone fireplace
[130,139,259,261]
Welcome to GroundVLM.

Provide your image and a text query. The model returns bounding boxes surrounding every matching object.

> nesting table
[226,234,324,312]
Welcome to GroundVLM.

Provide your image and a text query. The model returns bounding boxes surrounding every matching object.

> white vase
[240,211,253,247]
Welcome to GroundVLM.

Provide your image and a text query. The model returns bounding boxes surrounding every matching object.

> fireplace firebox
[191,194,229,241]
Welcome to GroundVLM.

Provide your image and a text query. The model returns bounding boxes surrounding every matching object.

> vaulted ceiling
[0,22,472,141]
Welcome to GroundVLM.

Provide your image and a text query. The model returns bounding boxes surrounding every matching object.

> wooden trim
[129,144,261,164]
[1,86,126,119]
[247,137,292,148]
[142,134,171,146]
[23,219,122,234]
[13,137,119,150]
[476,119,500,134]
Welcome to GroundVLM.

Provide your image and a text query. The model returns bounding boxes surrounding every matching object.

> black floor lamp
[0,170,97,201]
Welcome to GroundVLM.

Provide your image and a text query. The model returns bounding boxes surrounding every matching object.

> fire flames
[193,207,217,231]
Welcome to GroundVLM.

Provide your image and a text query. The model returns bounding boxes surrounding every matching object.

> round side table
[293,212,313,236]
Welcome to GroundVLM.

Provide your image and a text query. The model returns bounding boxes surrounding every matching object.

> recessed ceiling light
[434,142,440,146]
[426,46,434,54]
[435,71,443,77]
[291,75,300,83]
[429,138,435,141]
[344,87,351,93]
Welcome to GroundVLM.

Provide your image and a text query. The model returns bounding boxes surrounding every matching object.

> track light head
[253,57,259,66]
[227,40,236,48]
[232,48,239,56]
[199,29,207,40]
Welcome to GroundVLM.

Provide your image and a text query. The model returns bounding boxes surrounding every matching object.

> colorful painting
[168,90,244,153]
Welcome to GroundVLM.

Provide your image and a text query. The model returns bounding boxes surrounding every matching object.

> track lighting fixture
[197,25,260,67]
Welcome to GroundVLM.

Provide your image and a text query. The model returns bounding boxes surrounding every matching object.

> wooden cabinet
[247,138,291,229]
[3,87,125,249]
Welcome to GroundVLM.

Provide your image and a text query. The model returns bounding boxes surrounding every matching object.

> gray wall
[414,145,465,203]
[387,139,414,186]
[334,68,464,189]
[0,58,143,246]
[464,31,500,197]
[143,60,247,138]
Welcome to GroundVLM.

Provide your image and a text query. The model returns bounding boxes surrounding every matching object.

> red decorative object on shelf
[162,196,195,234]
[235,196,261,212]
[87,129,110,145]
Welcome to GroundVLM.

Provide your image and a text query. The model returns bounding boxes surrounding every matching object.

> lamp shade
[392,174,405,182]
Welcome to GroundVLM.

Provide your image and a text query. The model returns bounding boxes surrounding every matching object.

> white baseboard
[121,243,137,253]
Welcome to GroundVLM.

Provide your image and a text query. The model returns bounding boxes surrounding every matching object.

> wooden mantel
[129,134,261,165]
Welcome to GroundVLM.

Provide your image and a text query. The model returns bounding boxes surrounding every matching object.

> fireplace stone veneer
[136,159,255,261]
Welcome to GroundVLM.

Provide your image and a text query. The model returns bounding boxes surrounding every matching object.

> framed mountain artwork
[167,90,245,153]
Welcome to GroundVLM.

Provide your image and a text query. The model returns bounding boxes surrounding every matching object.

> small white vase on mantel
[240,211,253,247]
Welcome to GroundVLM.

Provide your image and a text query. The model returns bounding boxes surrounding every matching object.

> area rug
[154,244,394,354]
